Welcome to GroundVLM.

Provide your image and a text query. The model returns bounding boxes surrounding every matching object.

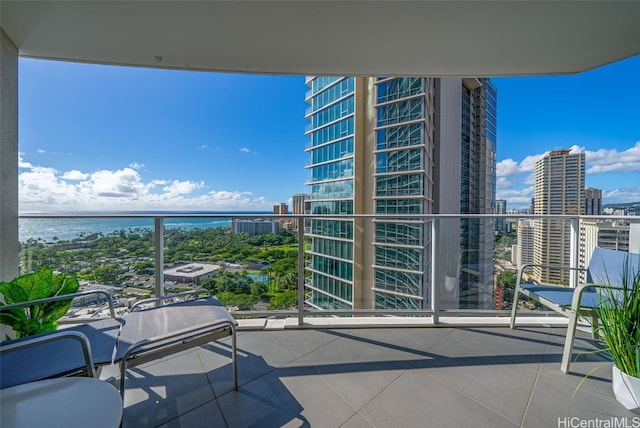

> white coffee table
[0,377,122,428]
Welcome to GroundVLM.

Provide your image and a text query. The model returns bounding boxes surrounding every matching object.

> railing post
[431,218,440,324]
[154,217,165,304]
[297,222,305,326]
[570,217,579,289]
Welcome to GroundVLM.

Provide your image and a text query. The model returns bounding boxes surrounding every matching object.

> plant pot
[612,365,640,413]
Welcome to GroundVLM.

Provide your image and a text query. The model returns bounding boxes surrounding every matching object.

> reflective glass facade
[459,79,497,309]
[304,76,497,311]
[305,77,356,309]
[372,77,434,310]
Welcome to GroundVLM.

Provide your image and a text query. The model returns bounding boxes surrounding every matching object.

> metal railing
[16,212,640,326]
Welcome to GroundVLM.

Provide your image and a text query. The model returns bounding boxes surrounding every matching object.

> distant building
[532,149,585,284]
[273,203,288,215]
[516,219,535,268]
[273,202,290,228]
[579,219,631,282]
[494,199,507,233]
[164,263,220,284]
[584,187,602,215]
[292,193,310,230]
[505,218,517,233]
[232,218,279,236]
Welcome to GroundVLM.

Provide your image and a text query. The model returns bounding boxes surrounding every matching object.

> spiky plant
[596,262,640,378]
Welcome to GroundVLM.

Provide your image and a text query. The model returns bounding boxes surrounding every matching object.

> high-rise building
[532,149,585,283]
[584,187,602,215]
[304,76,496,310]
[579,219,629,282]
[292,193,310,230]
[494,199,507,234]
[516,219,535,268]
[273,202,290,228]
[273,203,288,215]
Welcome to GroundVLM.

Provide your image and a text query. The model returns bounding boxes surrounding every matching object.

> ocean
[18,212,272,242]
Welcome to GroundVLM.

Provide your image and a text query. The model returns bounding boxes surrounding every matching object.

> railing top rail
[17,212,639,221]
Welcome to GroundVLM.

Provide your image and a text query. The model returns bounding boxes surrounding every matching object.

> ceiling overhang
[2,1,640,76]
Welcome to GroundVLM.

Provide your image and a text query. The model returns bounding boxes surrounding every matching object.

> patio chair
[113,289,238,398]
[510,247,640,374]
[1,289,238,399]
[0,290,122,389]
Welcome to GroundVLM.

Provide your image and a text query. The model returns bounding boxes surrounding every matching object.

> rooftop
[105,323,636,427]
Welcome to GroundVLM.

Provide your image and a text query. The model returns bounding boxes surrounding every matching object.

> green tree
[200,277,218,294]
[251,281,268,299]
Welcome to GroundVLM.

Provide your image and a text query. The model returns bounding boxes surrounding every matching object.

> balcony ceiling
[2,1,640,77]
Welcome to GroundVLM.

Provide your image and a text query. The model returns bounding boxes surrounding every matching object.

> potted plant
[0,266,79,340]
[596,262,640,412]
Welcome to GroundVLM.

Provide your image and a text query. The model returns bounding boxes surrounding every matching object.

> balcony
[106,323,630,426]
[10,212,640,425]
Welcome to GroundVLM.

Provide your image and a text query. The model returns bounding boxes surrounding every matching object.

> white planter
[612,365,640,413]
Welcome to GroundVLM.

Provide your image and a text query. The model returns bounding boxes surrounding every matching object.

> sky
[17,54,640,212]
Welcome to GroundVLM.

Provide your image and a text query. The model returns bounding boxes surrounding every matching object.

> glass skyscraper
[305,77,496,310]
[305,77,356,309]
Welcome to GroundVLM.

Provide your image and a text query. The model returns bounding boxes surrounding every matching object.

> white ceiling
[2,1,640,77]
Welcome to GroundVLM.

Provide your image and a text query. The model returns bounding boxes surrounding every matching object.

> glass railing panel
[15,213,635,324]
[18,216,156,318]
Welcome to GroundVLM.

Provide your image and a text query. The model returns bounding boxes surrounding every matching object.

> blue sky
[17,55,640,212]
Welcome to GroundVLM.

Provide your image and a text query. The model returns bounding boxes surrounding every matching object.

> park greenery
[19,227,306,311]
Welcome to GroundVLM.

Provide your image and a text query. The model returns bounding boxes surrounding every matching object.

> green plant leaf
[41,275,79,323]
[15,267,53,301]
[0,267,79,339]
[0,280,29,305]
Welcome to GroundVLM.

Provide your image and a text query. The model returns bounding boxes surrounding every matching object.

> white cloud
[18,153,33,169]
[162,180,204,197]
[61,170,89,180]
[603,187,640,203]
[18,155,276,212]
[199,145,209,150]
[240,147,250,153]
[19,166,80,206]
[128,162,145,170]
[496,154,542,179]
[37,149,46,154]
[78,168,148,198]
[496,159,519,177]
[584,141,640,174]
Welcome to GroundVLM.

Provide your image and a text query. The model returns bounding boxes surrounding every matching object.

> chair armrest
[0,331,96,383]
[569,282,623,312]
[517,264,588,286]
[0,290,116,319]
[130,289,211,311]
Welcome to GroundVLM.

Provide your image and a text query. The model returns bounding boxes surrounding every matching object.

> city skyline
[17,54,640,212]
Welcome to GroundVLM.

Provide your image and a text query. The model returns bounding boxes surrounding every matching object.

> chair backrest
[587,247,640,287]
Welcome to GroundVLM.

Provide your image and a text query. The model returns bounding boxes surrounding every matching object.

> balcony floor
[110,325,637,427]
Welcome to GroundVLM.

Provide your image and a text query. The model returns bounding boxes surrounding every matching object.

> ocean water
[18,212,271,242]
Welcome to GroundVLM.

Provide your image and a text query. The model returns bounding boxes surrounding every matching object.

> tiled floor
[112,326,638,427]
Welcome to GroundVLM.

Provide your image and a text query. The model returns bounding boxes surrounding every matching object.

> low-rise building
[164,263,220,284]
[232,218,279,236]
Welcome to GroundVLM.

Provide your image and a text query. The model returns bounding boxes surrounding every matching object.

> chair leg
[561,311,578,374]
[509,283,521,329]
[231,326,237,391]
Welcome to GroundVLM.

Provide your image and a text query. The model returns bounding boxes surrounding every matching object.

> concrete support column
[0,29,19,281]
